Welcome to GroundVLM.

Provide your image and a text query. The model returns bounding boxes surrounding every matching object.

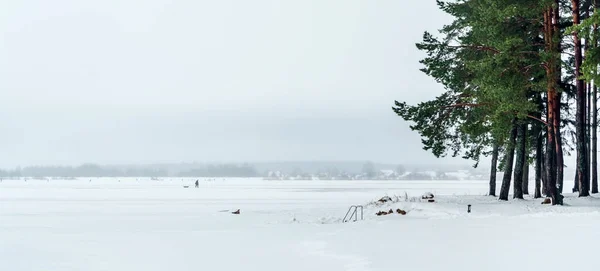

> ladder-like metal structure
[343,205,364,223]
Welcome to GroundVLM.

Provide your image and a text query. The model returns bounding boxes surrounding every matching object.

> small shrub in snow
[376,210,388,216]
[375,209,408,216]
[378,196,393,204]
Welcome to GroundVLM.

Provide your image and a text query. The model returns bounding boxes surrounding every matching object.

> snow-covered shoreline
[2,178,599,271]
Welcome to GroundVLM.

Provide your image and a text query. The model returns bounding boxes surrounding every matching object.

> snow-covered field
[1,178,600,271]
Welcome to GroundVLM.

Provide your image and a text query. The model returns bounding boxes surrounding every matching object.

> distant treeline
[177,164,258,177]
[0,161,479,178]
[0,163,259,178]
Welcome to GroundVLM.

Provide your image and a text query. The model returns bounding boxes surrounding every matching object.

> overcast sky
[0,0,470,168]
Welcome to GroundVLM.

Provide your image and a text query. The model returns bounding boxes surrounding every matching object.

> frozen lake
[1,178,599,271]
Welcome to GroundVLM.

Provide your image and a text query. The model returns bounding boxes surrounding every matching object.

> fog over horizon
[0,0,574,169]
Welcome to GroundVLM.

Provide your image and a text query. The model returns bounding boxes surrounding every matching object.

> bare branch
[527,114,549,126]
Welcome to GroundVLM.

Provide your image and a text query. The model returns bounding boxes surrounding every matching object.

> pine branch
[446,45,500,54]
[443,103,490,108]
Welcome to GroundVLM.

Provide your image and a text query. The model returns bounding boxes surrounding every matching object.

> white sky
[0,0,475,168]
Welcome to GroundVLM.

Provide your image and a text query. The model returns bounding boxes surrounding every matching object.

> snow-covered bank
[1,178,599,271]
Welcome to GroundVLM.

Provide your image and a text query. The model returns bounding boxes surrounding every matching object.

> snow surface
[1,178,600,271]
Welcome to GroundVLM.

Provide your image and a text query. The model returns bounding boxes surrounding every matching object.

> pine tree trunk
[592,3,599,194]
[541,95,549,197]
[522,123,530,195]
[574,170,580,192]
[573,16,585,195]
[523,159,530,195]
[585,3,593,196]
[489,142,499,196]
[587,82,591,193]
[546,94,558,203]
[499,123,518,201]
[553,0,563,203]
[593,84,598,193]
[542,4,561,204]
[553,96,563,204]
[554,93,564,194]
[542,147,548,196]
[513,123,526,199]
[543,93,550,197]
[545,124,557,203]
[573,0,590,197]
[535,124,543,198]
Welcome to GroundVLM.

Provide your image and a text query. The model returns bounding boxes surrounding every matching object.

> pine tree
[542,0,563,204]
[577,0,600,193]
[394,0,582,205]
[572,0,590,196]
[591,0,599,194]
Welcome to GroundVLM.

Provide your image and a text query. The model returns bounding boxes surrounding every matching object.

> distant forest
[0,161,474,178]
[0,163,259,178]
